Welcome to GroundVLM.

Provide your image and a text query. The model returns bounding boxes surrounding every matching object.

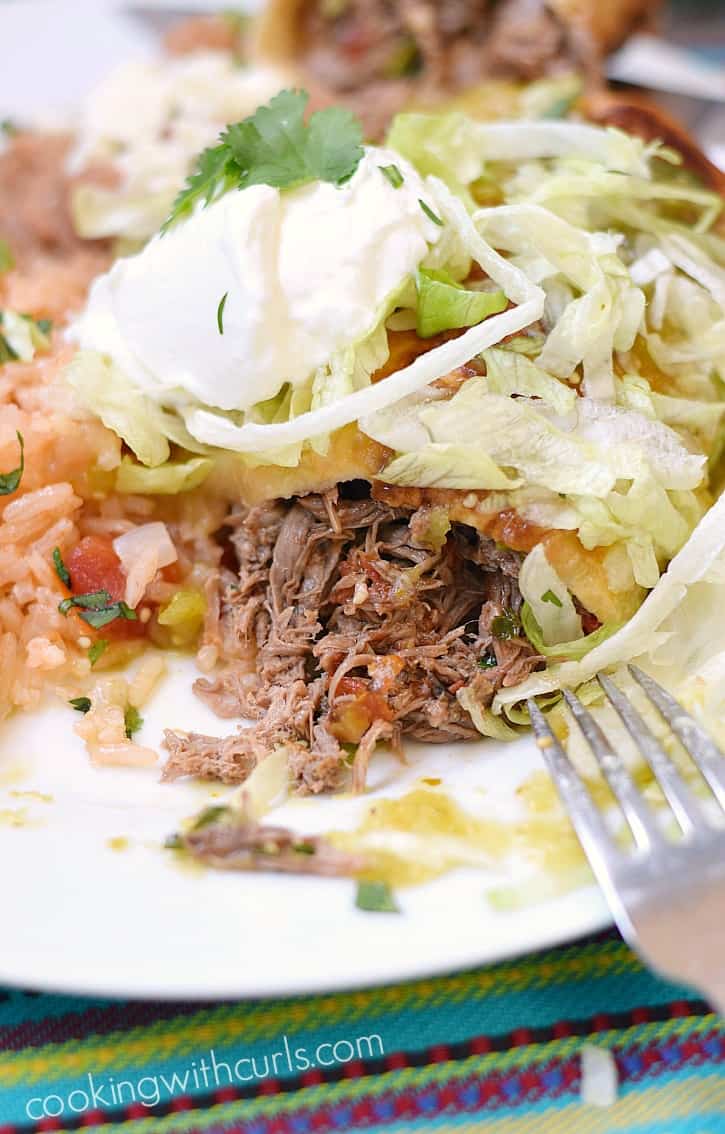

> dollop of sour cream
[71,148,442,415]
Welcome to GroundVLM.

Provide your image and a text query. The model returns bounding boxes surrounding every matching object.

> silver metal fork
[528,664,725,1013]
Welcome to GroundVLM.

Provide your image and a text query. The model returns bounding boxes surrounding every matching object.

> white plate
[0,2,609,1000]
[0,657,608,999]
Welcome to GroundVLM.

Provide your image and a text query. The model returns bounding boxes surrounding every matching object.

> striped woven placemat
[1,931,723,1132]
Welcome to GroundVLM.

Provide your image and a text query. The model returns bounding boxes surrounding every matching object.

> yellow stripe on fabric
[386,1073,725,1134]
[49,1069,725,1134]
[0,1013,718,1091]
[0,941,645,1086]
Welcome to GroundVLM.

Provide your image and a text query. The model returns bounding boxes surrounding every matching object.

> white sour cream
[71,148,441,415]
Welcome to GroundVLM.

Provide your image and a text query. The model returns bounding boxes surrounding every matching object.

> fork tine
[628,665,725,811]
[562,690,664,851]
[527,699,621,881]
[597,673,704,837]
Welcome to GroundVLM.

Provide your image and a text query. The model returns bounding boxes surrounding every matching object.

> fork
[527,664,725,1013]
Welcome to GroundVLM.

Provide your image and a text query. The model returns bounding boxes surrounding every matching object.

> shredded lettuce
[415,269,506,338]
[366,376,704,497]
[518,544,582,645]
[380,444,521,490]
[387,115,654,192]
[474,204,645,400]
[456,686,521,740]
[493,489,725,715]
[115,455,213,494]
[68,351,172,467]
[482,348,576,414]
[520,604,621,661]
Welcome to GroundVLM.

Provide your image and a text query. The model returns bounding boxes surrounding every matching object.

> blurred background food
[253,0,661,135]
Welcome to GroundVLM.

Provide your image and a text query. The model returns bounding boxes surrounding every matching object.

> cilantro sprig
[162,90,364,233]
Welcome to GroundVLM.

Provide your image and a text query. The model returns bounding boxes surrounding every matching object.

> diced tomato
[66,535,144,639]
[485,510,549,554]
[329,675,395,743]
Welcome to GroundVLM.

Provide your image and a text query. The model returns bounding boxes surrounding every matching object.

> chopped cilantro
[292,841,316,855]
[59,590,112,614]
[478,651,498,669]
[81,602,137,630]
[0,431,24,495]
[355,880,400,913]
[541,589,563,607]
[69,696,92,714]
[491,610,521,640]
[380,164,404,189]
[163,90,364,233]
[418,199,444,227]
[36,318,52,336]
[88,639,109,667]
[0,317,19,364]
[124,705,143,740]
[190,805,229,831]
[217,291,228,335]
[58,589,137,629]
[0,239,14,274]
[52,547,70,588]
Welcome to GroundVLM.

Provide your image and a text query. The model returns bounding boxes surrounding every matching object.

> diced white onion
[113,522,177,609]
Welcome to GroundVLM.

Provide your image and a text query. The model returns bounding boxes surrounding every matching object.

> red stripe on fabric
[384,1052,408,1070]
[214,1088,239,1104]
[300,1070,325,1087]
[427,1044,451,1063]
[258,1080,281,1096]
[0,1002,214,1053]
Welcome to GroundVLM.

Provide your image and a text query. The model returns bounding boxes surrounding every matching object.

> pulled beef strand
[162,487,542,790]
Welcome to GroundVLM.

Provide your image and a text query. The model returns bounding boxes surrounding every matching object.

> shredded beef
[178,803,363,876]
[163,486,542,791]
[294,0,578,136]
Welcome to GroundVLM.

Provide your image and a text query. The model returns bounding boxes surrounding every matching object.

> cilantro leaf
[80,602,137,630]
[355,880,399,913]
[226,89,312,189]
[162,90,364,234]
[491,610,521,640]
[52,547,70,588]
[162,142,236,234]
[88,639,109,667]
[124,705,143,740]
[541,589,563,607]
[217,292,228,335]
[59,590,112,614]
[69,696,92,714]
[379,164,404,189]
[58,589,138,629]
[304,105,364,185]
[419,199,444,227]
[0,239,14,274]
[0,431,24,495]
